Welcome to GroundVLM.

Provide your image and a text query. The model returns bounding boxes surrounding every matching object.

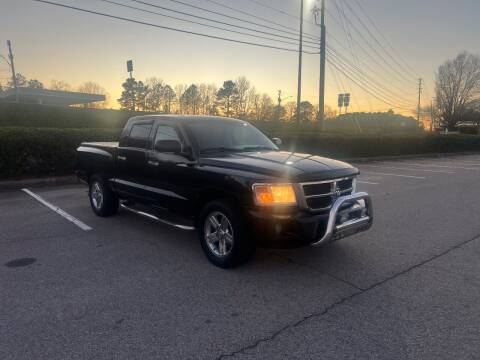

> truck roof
[128,115,245,125]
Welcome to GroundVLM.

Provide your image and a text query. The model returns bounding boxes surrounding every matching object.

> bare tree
[435,52,480,130]
[78,81,109,108]
[234,76,250,118]
[145,77,164,112]
[50,79,71,91]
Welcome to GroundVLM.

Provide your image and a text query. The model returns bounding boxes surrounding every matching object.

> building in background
[0,87,105,107]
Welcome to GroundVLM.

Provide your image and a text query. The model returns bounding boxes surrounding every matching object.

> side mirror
[155,139,182,154]
[272,137,282,147]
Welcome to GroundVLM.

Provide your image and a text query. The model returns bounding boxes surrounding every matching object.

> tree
[50,79,71,91]
[118,78,138,111]
[163,85,176,113]
[435,52,480,130]
[27,79,44,89]
[216,80,237,116]
[145,77,164,112]
[7,73,27,88]
[233,76,250,118]
[181,84,200,115]
[135,81,149,112]
[78,81,109,108]
[284,101,297,122]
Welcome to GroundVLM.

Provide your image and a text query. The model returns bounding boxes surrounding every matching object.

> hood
[201,151,358,181]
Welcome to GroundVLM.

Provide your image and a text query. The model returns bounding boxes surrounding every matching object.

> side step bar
[120,204,195,231]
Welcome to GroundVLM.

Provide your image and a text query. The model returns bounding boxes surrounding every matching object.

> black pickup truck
[75,115,373,268]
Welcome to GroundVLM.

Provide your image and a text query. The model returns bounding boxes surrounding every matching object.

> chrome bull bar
[312,192,373,246]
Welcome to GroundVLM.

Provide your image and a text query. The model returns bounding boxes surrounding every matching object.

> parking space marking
[357,180,380,185]
[22,188,93,231]
[358,164,455,174]
[378,161,480,171]
[361,171,426,180]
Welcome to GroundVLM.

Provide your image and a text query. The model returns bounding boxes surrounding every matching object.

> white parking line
[359,164,455,174]
[22,188,92,231]
[357,180,380,185]
[378,161,480,171]
[361,171,426,180]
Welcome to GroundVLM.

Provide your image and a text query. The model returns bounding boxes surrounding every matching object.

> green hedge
[0,103,134,129]
[1,127,479,180]
[278,133,480,158]
[0,127,121,179]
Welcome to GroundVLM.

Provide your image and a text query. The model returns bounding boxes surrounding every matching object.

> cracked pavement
[1,154,480,359]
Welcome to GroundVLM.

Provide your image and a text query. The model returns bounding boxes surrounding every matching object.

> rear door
[115,119,155,203]
[145,122,193,213]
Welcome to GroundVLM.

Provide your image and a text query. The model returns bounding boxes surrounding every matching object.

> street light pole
[295,0,304,128]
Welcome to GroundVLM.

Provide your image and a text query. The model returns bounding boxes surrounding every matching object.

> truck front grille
[301,177,355,211]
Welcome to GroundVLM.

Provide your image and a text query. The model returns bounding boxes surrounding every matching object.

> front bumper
[311,192,373,246]
[247,192,373,246]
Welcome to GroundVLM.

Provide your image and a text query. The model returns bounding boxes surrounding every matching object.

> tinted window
[155,125,180,143]
[130,124,152,139]
[128,123,152,148]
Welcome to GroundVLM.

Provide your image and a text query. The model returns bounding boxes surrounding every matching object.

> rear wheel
[198,200,255,268]
[89,175,119,217]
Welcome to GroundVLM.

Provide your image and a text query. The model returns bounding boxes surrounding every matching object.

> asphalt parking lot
[1,154,480,360]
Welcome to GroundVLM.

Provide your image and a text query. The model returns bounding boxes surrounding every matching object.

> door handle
[148,160,160,167]
[118,156,127,161]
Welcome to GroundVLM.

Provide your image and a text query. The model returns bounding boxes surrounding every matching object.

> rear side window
[128,123,152,149]
[155,125,180,143]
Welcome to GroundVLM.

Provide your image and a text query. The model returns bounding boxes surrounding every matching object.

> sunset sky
[1,0,480,114]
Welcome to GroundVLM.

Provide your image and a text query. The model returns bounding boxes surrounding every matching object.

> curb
[0,176,79,191]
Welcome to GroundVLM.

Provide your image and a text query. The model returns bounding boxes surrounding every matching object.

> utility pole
[417,78,423,124]
[315,0,326,131]
[7,40,20,103]
[295,0,304,128]
[277,90,282,122]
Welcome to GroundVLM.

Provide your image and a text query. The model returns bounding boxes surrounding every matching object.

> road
[1,154,480,360]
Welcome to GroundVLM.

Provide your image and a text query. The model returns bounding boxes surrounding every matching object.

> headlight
[253,183,297,206]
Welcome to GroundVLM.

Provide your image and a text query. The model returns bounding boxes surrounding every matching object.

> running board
[120,204,195,231]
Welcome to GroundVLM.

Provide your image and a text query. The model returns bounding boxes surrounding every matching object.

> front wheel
[198,200,255,268]
[89,175,119,217]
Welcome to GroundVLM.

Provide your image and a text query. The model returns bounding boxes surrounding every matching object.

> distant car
[75,115,373,268]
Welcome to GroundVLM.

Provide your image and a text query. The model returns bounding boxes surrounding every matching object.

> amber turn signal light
[253,184,297,206]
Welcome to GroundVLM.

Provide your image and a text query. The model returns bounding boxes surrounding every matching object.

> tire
[198,199,255,268]
[89,175,119,217]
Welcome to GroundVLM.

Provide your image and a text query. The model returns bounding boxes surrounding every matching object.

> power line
[352,0,419,79]
[244,0,320,29]
[129,0,320,46]
[327,46,416,105]
[326,7,416,88]
[201,0,320,42]
[98,0,320,50]
[161,0,320,43]
[327,52,415,111]
[341,0,419,82]
[32,0,321,54]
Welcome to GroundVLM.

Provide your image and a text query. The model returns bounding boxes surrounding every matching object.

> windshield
[185,119,278,154]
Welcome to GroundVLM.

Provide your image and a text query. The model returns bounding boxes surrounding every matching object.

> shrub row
[1,127,479,181]
[0,103,134,129]
[0,127,121,179]
[277,133,480,159]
